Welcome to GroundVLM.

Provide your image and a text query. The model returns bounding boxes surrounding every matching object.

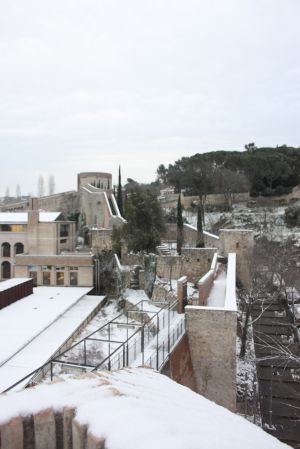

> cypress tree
[177,194,183,255]
[117,165,123,216]
[196,203,205,248]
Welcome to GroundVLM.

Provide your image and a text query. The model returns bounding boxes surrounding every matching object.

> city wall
[156,248,216,284]
[185,253,237,412]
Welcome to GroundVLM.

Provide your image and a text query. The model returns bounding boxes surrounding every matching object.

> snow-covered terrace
[0,286,105,393]
[0,368,289,449]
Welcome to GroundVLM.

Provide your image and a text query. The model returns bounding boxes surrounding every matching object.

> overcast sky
[0,0,299,196]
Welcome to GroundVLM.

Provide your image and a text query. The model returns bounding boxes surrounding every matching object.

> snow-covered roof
[0,368,289,449]
[0,286,92,368]
[0,278,31,291]
[0,212,62,224]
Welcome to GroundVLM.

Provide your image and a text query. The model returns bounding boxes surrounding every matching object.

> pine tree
[177,194,183,255]
[196,204,204,248]
[117,165,123,216]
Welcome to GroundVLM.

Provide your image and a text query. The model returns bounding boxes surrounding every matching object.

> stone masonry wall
[0,407,105,449]
[219,229,254,288]
[185,306,237,411]
[156,248,216,284]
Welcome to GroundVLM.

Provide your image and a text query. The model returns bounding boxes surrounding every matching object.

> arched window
[1,242,11,257]
[15,242,24,255]
[1,261,11,279]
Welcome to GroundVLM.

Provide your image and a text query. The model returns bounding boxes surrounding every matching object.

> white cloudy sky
[0,0,299,196]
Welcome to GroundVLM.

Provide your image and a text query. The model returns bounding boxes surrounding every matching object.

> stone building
[0,199,93,287]
[0,171,125,253]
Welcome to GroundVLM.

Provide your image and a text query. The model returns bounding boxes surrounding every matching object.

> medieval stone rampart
[185,253,237,412]
[156,248,216,284]
[219,229,254,288]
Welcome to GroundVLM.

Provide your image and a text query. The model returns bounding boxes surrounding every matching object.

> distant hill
[157,145,300,197]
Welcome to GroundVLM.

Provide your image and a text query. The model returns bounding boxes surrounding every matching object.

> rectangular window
[43,271,51,285]
[0,224,25,232]
[56,271,64,285]
[60,224,69,237]
[70,272,78,285]
[29,271,38,287]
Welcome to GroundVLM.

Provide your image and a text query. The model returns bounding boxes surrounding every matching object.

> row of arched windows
[1,242,24,258]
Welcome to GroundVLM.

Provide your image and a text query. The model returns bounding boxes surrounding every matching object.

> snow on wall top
[0,368,290,449]
[0,212,61,224]
[0,278,31,292]
[224,252,237,311]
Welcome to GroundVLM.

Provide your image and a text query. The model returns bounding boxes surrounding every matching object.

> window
[56,266,65,285]
[42,266,51,285]
[0,224,25,232]
[29,265,38,286]
[1,242,10,257]
[15,242,24,255]
[1,261,11,279]
[60,224,69,237]
[70,272,78,285]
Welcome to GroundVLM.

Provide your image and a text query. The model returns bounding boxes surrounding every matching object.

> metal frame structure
[2,299,185,393]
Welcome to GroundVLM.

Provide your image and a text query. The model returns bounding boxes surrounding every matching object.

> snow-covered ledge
[0,368,288,449]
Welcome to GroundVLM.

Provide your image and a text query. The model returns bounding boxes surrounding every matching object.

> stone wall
[91,229,113,252]
[156,248,216,284]
[15,254,94,287]
[0,191,79,216]
[159,192,250,209]
[161,334,197,393]
[185,253,237,411]
[164,223,220,250]
[185,306,237,411]
[0,408,105,449]
[219,229,254,288]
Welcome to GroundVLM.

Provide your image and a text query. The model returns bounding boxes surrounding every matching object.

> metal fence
[2,298,185,393]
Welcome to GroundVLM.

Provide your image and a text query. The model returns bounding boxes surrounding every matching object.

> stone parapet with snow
[0,368,291,449]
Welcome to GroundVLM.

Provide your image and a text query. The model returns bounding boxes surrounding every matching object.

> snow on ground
[236,326,257,403]
[154,277,198,303]
[49,301,135,377]
[0,368,290,449]
[0,295,105,393]
[0,287,92,366]
[184,204,300,242]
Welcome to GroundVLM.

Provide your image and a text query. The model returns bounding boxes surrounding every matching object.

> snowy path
[207,271,226,307]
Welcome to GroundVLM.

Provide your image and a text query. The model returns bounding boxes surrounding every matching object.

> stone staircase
[156,242,172,256]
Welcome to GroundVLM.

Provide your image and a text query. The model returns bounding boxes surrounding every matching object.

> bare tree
[4,186,10,202]
[37,176,45,197]
[16,184,21,200]
[238,237,299,360]
[213,167,250,211]
[48,175,55,196]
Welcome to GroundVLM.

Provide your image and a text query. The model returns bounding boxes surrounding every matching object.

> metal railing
[2,298,184,393]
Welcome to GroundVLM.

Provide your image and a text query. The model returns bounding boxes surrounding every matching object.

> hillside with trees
[157,145,300,197]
